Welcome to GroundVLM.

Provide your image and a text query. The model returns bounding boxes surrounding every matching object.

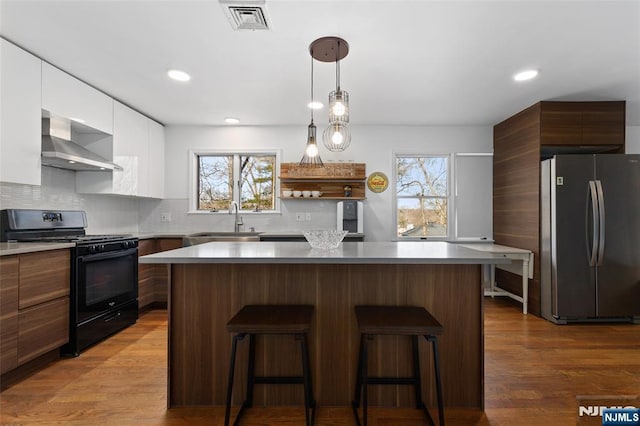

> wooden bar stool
[351,305,445,426]
[224,305,316,426]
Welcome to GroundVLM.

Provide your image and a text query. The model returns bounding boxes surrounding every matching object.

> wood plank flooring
[1,298,639,425]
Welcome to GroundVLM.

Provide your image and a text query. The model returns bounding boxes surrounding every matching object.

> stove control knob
[99,244,105,252]
[128,240,136,248]
[89,245,98,254]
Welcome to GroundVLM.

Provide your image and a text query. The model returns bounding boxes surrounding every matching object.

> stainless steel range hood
[41,115,122,171]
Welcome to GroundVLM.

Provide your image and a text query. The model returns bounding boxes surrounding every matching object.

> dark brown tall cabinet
[493,101,625,316]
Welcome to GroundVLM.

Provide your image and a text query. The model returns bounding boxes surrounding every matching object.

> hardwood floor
[1,298,639,425]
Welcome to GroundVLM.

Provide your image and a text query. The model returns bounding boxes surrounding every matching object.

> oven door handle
[78,247,138,262]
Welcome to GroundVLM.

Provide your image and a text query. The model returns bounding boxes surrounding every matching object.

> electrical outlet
[305,212,312,221]
[160,212,171,222]
[295,212,305,222]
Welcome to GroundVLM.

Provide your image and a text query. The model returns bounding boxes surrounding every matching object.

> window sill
[187,210,282,215]
[393,237,449,242]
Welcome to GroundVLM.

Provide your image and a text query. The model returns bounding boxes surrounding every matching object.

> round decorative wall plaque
[367,171,389,193]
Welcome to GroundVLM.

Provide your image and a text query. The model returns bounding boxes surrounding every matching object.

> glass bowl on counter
[303,229,348,250]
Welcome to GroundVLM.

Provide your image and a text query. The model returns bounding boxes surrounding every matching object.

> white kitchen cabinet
[147,120,165,199]
[112,101,149,196]
[0,39,42,185]
[41,62,113,135]
[76,101,164,198]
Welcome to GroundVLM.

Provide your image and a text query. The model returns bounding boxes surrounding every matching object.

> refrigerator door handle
[595,180,605,266]
[588,180,600,267]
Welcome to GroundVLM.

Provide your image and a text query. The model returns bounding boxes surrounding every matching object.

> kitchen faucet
[229,201,243,232]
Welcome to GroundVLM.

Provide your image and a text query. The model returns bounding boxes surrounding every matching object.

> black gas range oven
[1,209,138,356]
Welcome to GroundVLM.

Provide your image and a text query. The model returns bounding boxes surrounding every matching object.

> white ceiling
[1,0,639,127]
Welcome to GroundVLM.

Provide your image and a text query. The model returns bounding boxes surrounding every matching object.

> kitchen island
[140,241,509,410]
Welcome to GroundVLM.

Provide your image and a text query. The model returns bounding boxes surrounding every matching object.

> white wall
[140,125,493,241]
[627,126,640,153]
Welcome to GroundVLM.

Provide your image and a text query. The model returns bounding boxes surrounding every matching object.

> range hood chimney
[41,115,122,171]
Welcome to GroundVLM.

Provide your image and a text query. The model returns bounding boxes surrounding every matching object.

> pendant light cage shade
[300,45,323,168]
[322,122,351,152]
[310,36,351,152]
[300,121,323,167]
[328,89,349,123]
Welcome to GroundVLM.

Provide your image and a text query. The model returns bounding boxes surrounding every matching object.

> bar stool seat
[224,305,316,426]
[352,305,445,426]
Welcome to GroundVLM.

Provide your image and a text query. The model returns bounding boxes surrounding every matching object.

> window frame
[189,149,281,214]
[393,153,452,241]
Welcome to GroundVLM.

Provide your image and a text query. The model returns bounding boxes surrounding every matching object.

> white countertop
[0,241,75,256]
[457,242,532,255]
[133,232,187,240]
[139,241,512,265]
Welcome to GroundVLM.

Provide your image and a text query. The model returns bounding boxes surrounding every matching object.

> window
[395,155,449,238]
[196,153,277,212]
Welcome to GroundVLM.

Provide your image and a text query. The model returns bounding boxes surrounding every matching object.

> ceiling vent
[220,0,271,30]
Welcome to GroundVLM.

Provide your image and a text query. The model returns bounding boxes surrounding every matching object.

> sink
[183,231,262,246]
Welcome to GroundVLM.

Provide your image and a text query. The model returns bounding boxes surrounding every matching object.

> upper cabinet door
[41,62,113,134]
[147,120,165,199]
[112,101,148,196]
[540,101,625,148]
[0,39,42,186]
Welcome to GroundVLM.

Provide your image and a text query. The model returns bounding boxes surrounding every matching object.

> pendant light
[299,48,323,167]
[310,37,351,152]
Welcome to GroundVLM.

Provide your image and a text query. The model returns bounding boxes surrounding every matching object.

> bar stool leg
[411,335,425,409]
[427,335,445,426]
[299,333,315,426]
[245,334,256,409]
[225,333,245,426]
[352,334,365,407]
[362,334,370,426]
[351,334,365,426]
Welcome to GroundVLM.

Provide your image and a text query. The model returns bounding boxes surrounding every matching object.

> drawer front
[157,238,182,252]
[138,276,154,309]
[19,250,71,309]
[18,297,69,365]
[1,312,18,374]
[0,256,19,316]
[138,239,157,256]
[139,263,155,281]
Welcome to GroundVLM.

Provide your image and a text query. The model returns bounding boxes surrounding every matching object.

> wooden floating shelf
[279,162,367,200]
[280,196,366,201]
[280,162,366,180]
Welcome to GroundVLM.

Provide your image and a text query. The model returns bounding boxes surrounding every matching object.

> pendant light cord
[310,51,314,123]
[336,40,341,91]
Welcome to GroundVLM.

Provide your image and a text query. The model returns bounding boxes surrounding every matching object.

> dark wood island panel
[168,263,483,409]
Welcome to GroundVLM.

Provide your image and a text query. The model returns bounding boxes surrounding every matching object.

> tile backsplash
[0,166,139,234]
[1,166,338,236]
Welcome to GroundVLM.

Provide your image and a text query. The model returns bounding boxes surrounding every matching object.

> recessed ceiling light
[167,69,191,82]
[308,101,323,110]
[514,69,539,82]
[224,117,240,124]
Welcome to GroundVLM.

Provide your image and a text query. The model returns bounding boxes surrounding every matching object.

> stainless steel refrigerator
[541,154,640,323]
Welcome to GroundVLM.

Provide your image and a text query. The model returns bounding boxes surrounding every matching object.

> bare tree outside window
[197,153,276,212]
[396,156,448,238]
[240,155,275,211]
[198,155,232,211]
